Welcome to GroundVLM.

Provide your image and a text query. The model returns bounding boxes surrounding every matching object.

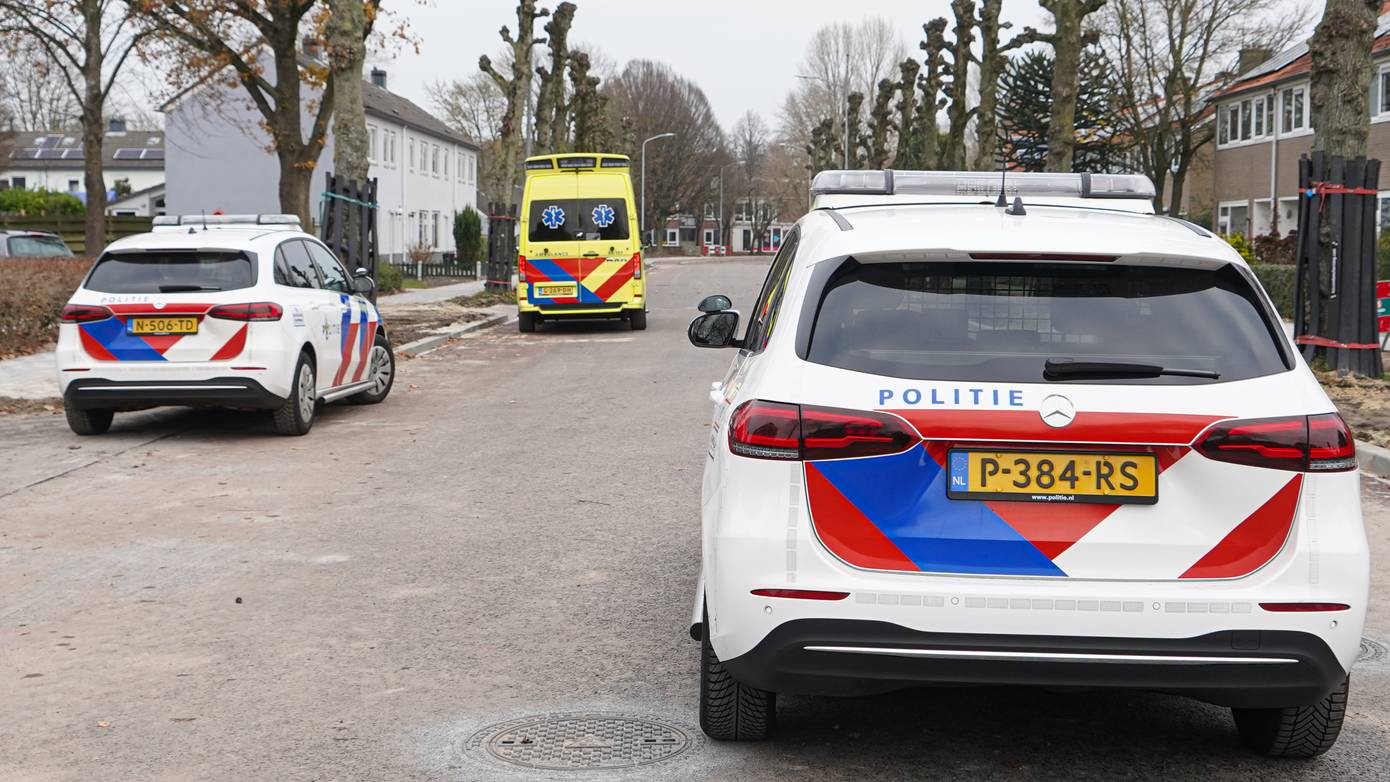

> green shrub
[1250,231,1296,265]
[0,189,84,217]
[454,207,483,263]
[375,261,404,293]
[1251,263,1296,317]
[1220,232,1257,264]
[1378,230,1390,280]
[0,257,93,356]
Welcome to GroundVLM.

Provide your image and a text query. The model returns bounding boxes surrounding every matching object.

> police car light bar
[152,214,302,227]
[810,170,1156,201]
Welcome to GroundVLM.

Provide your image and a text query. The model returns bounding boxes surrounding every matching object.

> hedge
[1251,264,1296,318]
[0,257,93,356]
[0,189,84,217]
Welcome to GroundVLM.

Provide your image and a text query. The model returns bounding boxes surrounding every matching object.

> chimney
[370,67,387,89]
[1238,47,1273,74]
[108,117,127,133]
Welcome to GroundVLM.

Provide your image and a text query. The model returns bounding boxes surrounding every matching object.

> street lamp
[640,132,675,244]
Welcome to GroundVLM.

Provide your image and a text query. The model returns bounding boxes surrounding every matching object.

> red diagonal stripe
[352,321,377,382]
[805,462,919,571]
[140,334,185,355]
[78,327,116,361]
[592,265,634,301]
[210,325,248,361]
[1180,475,1303,579]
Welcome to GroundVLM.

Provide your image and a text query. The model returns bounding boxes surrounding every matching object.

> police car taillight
[1195,414,1356,472]
[207,302,283,322]
[59,304,113,323]
[728,401,917,461]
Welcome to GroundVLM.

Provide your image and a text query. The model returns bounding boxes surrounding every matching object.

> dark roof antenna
[995,143,1008,208]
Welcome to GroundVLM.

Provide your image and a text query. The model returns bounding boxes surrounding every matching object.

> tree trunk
[942,0,975,170]
[972,0,1016,171]
[278,149,314,226]
[916,19,948,170]
[327,0,370,182]
[866,78,895,168]
[1040,0,1104,173]
[891,58,921,169]
[80,0,106,256]
[536,2,575,153]
[480,0,546,207]
[1167,165,1187,219]
[1310,0,1379,158]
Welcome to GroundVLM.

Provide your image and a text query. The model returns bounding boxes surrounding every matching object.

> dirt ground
[1318,369,1390,448]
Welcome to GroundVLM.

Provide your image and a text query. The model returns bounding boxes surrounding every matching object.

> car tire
[348,333,394,405]
[272,352,317,436]
[1232,676,1349,758]
[65,406,113,436]
[629,309,648,331]
[699,609,775,741]
[519,311,537,333]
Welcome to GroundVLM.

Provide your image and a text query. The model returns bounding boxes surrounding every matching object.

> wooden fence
[0,214,153,255]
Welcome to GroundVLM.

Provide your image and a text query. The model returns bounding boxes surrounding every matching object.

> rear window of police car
[84,251,255,293]
[805,260,1289,385]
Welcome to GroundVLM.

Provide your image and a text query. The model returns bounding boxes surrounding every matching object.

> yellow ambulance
[517,153,646,332]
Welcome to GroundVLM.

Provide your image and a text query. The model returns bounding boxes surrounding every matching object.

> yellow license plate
[946,450,1158,505]
[535,283,577,299]
[128,316,198,335]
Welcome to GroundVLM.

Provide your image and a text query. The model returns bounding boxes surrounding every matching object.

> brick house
[1208,3,1390,238]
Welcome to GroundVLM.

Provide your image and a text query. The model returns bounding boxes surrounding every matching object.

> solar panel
[10,149,40,159]
[112,148,142,160]
[36,149,64,160]
[62,149,84,160]
[142,149,164,160]
[36,136,58,149]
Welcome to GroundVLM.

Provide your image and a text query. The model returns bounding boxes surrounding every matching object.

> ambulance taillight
[631,252,642,280]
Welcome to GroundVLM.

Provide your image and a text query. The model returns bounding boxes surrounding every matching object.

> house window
[368,125,378,163]
[11,176,25,190]
[664,228,679,247]
[443,148,449,178]
[1219,95,1275,146]
[67,179,80,193]
[1280,86,1308,133]
[1378,193,1390,232]
[702,228,714,245]
[1218,202,1249,236]
[431,145,440,176]
[1374,65,1390,117]
[1252,199,1273,236]
[387,131,396,165]
[408,138,416,171]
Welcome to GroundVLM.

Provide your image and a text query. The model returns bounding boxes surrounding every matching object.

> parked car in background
[0,230,74,257]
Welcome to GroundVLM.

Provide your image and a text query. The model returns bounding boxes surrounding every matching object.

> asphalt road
[2,256,1388,781]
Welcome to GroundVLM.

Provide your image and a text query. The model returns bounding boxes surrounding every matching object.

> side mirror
[688,310,741,349]
[698,294,732,313]
[353,269,375,295]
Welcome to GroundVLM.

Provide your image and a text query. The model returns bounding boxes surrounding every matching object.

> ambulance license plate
[128,316,199,335]
[946,450,1158,505]
[535,283,577,299]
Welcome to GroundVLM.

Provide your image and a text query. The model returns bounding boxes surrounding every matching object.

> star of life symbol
[591,203,616,228]
[541,204,566,229]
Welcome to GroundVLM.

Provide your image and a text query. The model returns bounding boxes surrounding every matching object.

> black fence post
[321,171,380,302]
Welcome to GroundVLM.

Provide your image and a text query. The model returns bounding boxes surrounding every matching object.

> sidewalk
[378,279,483,306]
[0,351,57,400]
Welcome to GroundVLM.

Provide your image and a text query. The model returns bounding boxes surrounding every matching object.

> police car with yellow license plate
[517,153,647,331]
[56,214,394,436]
[687,171,1368,758]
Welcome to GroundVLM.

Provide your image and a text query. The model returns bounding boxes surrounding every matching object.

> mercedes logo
[1039,394,1076,428]
[152,299,166,310]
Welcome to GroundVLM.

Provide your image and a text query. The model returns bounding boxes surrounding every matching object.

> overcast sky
[373,0,1056,129]
[371,0,1317,132]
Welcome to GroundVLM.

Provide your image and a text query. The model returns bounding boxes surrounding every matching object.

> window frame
[740,227,800,354]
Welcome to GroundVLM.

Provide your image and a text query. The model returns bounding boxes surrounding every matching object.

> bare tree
[1311,0,1380,158]
[778,18,905,155]
[1028,0,1108,172]
[0,38,82,132]
[479,0,549,207]
[730,110,776,249]
[1103,0,1310,216]
[326,0,380,183]
[604,60,725,236]
[0,1,150,254]
[973,0,1034,171]
[891,57,922,168]
[941,0,976,170]
[567,50,609,152]
[533,1,574,153]
[428,72,507,144]
[864,78,896,168]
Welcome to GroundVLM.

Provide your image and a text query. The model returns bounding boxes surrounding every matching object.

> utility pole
[640,132,675,244]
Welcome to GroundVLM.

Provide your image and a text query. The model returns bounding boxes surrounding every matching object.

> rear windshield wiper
[1044,357,1220,381]
[158,284,223,292]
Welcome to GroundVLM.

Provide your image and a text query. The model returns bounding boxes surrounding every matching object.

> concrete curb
[398,311,510,357]
[1359,440,1390,479]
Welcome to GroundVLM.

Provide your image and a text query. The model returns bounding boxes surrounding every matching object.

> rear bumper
[63,377,285,411]
[721,618,1346,708]
[520,300,643,317]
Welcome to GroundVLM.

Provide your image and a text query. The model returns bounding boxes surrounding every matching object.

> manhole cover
[1360,637,1388,664]
[469,713,691,770]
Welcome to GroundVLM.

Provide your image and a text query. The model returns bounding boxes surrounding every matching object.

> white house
[1,122,165,206]
[162,61,479,262]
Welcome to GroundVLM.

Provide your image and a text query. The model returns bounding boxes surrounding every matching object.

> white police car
[56,215,393,436]
[688,171,1367,758]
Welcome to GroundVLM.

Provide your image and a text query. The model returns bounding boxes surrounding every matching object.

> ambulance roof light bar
[810,170,1156,201]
